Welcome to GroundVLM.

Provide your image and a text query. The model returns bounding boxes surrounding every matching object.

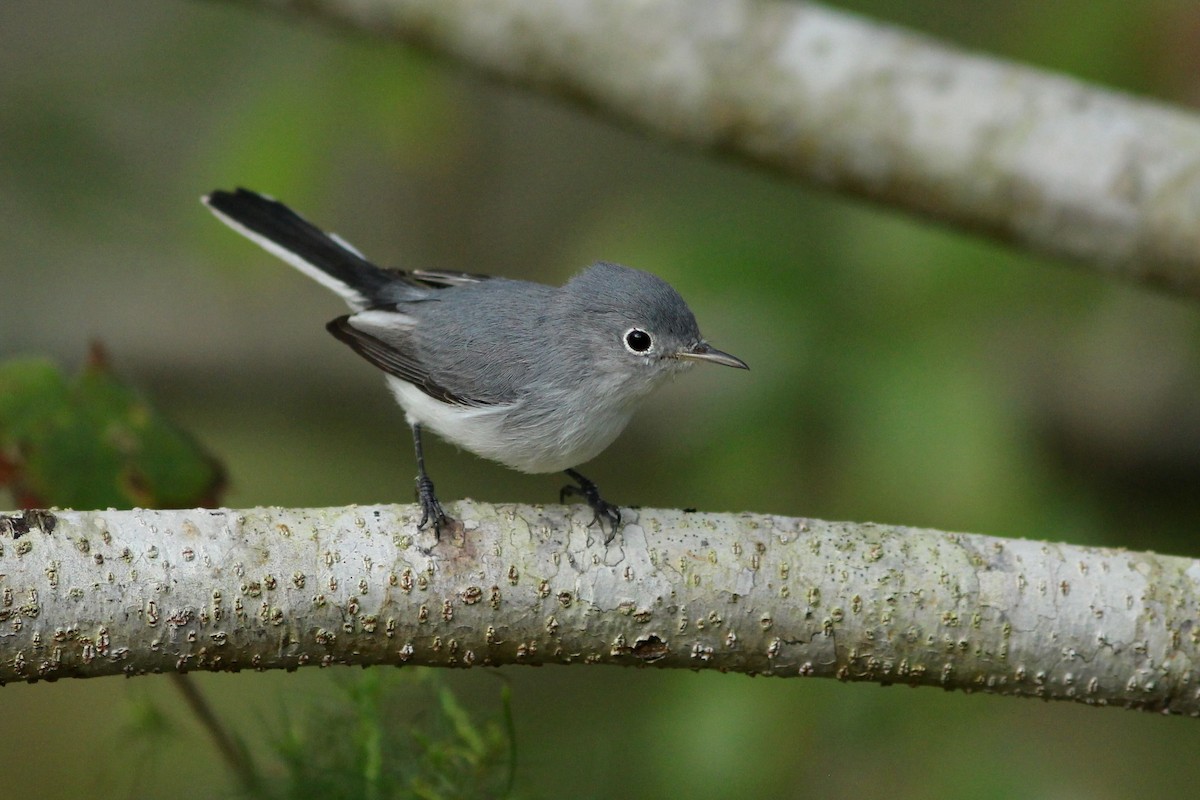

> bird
[202,188,747,541]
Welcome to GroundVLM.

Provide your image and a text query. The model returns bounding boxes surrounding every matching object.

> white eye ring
[623,327,654,354]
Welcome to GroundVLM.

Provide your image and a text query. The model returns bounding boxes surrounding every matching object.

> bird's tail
[203,188,402,308]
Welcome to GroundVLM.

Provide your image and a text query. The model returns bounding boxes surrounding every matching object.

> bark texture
[221,0,1200,298]
[2,504,1197,715]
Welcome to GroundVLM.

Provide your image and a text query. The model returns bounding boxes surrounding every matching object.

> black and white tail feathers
[203,188,397,308]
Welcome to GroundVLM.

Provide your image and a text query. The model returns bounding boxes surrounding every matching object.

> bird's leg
[560,468,622,542]
[411,423,450,537]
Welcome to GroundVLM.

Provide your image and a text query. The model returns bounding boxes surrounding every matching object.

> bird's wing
[407,269,493,288]
[326,312,495,407]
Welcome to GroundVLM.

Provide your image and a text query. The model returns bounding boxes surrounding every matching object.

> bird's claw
[561,469,622,543]
[416,475,451,539]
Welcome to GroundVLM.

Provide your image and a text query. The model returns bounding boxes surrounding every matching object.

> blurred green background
[4,0,1200,797]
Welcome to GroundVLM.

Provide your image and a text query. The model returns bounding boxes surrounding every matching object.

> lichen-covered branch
[1,504,1197,715]
[216,0,1200,299]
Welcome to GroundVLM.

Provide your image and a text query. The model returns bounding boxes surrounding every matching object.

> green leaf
[0,348,224,509]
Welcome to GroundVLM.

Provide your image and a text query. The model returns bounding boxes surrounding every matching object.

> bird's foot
[416,475,453,540]
[560,469,622,543]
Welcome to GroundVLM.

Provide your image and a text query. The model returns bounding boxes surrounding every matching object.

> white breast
[385,376,641,474]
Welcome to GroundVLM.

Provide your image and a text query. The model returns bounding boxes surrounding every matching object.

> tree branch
[214,0,1200,299]
[2,504,1197,715]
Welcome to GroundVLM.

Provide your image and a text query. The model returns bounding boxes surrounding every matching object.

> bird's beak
[676,342,749,370]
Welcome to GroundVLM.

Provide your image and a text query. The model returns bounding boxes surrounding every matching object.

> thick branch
[1,504,1197,715]
[223,0,1200,297]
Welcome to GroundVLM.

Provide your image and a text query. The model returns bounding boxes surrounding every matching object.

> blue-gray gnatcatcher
[203,188,747,540]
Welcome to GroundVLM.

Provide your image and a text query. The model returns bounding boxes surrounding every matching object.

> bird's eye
[624,328,653,354]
